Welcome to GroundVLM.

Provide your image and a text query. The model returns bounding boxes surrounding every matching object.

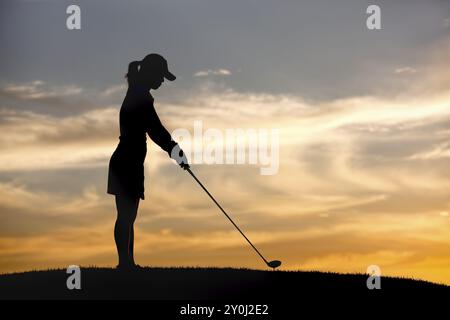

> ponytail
[125,60,141,86]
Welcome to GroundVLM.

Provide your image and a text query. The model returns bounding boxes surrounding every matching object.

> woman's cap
[141,53,176,81]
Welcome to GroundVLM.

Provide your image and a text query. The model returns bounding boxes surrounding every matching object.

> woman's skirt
[107,140,147,200]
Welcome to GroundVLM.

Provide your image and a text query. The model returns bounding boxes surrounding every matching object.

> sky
[0,0,449,285]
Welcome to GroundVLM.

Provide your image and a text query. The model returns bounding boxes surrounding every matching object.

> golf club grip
[186,168,268,265]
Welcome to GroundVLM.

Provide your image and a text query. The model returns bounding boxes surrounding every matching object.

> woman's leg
[114,194,139,267]
[128,198,140,265]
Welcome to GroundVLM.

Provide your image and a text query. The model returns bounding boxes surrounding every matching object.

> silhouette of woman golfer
[107,54,189,270]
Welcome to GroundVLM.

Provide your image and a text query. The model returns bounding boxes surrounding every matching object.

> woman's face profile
[149,74,164,90]
[139,67,164,90]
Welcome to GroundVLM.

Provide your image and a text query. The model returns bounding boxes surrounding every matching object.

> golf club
[186,167,282,270]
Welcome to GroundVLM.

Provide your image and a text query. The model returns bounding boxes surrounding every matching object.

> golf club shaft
[186,167,269,265]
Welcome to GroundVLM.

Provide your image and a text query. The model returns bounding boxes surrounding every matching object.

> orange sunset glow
[0,0,449,286]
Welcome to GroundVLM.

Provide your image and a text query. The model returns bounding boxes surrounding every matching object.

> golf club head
[267,260,282,269]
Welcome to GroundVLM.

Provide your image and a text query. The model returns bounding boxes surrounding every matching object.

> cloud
[1,80,83,101]
[194,69,232,77]
[0,80,99,117]
[0,107,118,171]
[1,63,450,202]
[0,81,132,117]
[394,67,417,75]
[444,18,450,28]
[409,141,450,160]
[100,84,127,97]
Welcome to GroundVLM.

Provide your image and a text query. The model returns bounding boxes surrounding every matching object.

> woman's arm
[146,104,177,154]
[146,104,189,169]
